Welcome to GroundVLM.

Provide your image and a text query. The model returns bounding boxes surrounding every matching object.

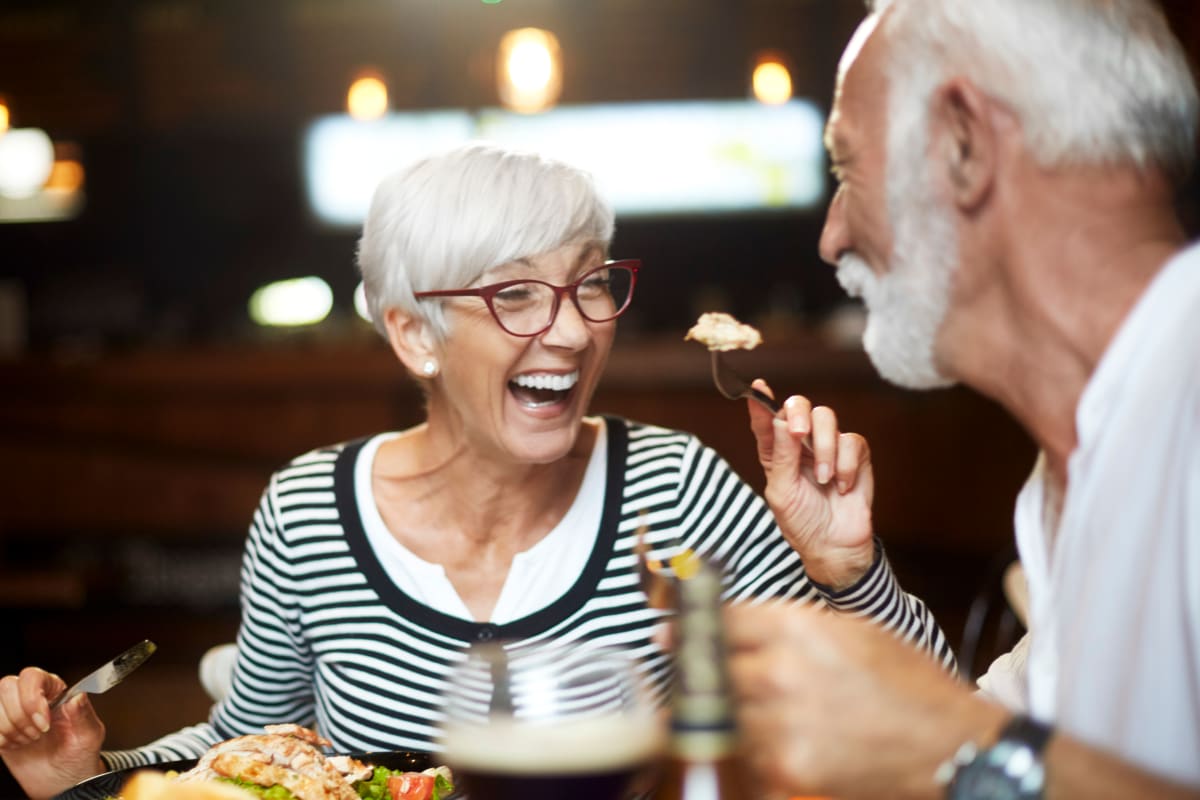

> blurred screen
[303,99,826,227]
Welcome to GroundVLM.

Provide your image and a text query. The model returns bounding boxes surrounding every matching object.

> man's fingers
[725,603,784,649]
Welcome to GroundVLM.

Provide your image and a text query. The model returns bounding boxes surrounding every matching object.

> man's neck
[943,162,1185,474]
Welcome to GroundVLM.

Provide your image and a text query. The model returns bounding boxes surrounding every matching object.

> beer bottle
[654,564,751,800]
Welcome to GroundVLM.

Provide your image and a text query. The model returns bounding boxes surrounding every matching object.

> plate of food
[52,725,455,800]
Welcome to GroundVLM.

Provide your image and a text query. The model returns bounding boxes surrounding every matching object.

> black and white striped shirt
[104,416,954,768]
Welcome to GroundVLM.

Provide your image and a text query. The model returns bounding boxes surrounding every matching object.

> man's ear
[383,307,438,377]
[930,77,996,211]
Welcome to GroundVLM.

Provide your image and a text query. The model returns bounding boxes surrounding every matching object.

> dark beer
[442,713,662,800]
[454,766,640,800]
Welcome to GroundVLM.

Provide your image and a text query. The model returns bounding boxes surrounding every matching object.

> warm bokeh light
[248,276,333,327]
[347,72,388,121]
[0,127,54,199]
[752,56,793,105]
[0,98,9,134]
[44,158,85,194]
[497,28,562,114]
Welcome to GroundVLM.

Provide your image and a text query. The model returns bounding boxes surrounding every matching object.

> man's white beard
[835,172,958,390]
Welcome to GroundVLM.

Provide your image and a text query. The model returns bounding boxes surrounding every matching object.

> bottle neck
[669,570,738,761]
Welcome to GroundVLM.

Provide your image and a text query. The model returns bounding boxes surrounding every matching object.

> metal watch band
[999,714,1053,755]
[940,714,1054,800]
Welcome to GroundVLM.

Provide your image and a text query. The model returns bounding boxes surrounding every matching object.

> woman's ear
[383,307,439,379]
[930,77,996,211]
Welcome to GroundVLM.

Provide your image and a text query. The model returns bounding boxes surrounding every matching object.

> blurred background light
[0,98,9,134]
[45,157,85,195]
[303,99,825,226]
[0,128,54,199]
[304,110,475,227]
[497,28,562,114]
[752,53,793,105]
[353,281,371,323]
[347,71,389,121]
[248,276,333,327]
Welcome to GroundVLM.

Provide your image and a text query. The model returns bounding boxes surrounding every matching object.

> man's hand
[726,602,1007,800]
[748,379,877,589]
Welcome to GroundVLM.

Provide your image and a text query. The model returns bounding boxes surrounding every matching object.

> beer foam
[440,713,664,774]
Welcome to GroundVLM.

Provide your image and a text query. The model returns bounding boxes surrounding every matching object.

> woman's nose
[541,291,592,348]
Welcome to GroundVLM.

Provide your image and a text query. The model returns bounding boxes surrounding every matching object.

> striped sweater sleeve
[650,426,956,671]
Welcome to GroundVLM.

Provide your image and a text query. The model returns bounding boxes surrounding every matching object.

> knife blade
[49,639,157,710]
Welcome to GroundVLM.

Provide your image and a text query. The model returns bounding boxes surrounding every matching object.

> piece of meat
[327,754,374,783]
[264,723,333,749]
[176,725,358,800]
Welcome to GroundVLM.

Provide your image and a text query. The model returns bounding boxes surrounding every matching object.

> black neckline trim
[336,416,629,642]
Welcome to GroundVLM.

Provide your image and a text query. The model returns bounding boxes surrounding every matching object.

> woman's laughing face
[429,242,616,466]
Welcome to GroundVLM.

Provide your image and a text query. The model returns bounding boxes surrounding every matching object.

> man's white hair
[869,0,1198,179]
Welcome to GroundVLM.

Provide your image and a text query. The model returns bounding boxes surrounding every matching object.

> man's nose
[818,187,849,267]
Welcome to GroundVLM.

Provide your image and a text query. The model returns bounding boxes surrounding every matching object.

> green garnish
[354,766,394,800]
[432,772,454,800]
[218,776,299,799]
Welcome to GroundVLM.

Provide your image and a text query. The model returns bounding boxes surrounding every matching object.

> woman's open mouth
[509,370,580,408]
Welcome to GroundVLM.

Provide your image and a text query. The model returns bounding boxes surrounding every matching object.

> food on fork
[684,312,763,351]
[120,724,454,800]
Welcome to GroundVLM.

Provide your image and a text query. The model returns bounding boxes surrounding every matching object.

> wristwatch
[938,715,1053,800]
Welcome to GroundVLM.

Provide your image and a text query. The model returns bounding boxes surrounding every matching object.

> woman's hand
[0,667,107,800]
[747,379,876,590]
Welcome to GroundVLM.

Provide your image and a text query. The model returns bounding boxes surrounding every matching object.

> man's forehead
[839,14,883,81]
[826,13,889,150]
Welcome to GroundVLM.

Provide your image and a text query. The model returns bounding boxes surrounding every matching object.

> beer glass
[438,639,663,800]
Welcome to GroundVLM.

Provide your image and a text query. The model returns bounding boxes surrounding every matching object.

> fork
[709,350,779,414]
[709,350,814,454]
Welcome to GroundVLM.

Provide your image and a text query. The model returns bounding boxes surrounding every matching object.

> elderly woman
[0,142,952,799]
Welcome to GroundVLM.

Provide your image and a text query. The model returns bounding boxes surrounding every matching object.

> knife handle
[48,686,77,711]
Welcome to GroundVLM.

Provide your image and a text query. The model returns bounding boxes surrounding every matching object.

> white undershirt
[356,419,608,623]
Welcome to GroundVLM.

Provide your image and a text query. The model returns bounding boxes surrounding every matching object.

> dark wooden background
[0,1,1196,793]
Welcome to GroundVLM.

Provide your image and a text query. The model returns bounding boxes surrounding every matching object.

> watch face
[950,763,1025,800]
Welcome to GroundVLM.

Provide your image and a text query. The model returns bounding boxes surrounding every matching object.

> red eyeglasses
[413,259,640,337]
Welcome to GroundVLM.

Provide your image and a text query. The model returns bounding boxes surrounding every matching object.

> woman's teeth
[512,371,579,391]
[510,371,580,408]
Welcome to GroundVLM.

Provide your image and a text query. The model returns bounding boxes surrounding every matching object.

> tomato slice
[386,772,436,800]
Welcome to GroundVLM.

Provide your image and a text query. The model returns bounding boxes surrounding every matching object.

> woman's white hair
[356,141,616,339]
[870,0,1199,180]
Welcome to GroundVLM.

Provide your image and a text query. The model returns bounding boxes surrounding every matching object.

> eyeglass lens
[492,265,635,336]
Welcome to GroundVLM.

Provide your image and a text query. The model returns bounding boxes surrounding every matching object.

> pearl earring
[422,359,438,377]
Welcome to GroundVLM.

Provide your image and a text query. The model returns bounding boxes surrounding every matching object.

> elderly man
[730,0,1200,798]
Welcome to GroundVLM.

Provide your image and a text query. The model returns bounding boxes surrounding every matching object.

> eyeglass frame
[412,259,641,338]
